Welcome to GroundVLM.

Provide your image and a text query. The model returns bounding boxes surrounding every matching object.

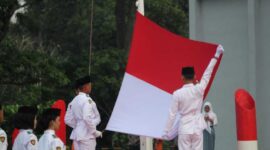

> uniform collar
[183,83,194,88]
[78,92,91,97]
[78,92,86,95]
[45,129,55,135]
[20,129,33,132]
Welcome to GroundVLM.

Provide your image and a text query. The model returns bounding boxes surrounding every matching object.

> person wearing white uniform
[65,76,102,150]
[203,102,218,150]
[37,108,65,150]
[0,104,8,150]
[163,46,224,150]
[13,106,38,150]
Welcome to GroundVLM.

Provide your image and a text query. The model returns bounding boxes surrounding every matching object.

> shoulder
[173,88,184,96]
[52,137,64,149]
[25,130,37,140]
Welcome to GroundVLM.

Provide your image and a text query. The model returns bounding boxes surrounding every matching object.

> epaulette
[88,98,93,104]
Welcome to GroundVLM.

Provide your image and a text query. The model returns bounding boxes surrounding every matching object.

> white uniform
[0,128,8,150]
[38,129,65,150]
[12,129,38,150]
[65,92,101,150]
[164,58,217,150]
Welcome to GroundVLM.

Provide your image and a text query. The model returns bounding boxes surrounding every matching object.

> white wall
[257,0,270,149]
[189,0,270,149]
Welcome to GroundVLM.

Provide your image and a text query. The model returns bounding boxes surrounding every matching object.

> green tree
[0,0,189,148]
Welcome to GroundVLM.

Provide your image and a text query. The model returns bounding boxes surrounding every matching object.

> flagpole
[136,1,153,150]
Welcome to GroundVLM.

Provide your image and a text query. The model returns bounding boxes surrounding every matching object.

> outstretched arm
[197,45,224,94]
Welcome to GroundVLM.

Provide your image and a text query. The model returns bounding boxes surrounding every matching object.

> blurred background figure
[203,102,218,150]
[37,108,65,150]
[12,106,38,150]
[0,104,8,150]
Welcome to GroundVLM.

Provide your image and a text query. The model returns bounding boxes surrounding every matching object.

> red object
[235,89,257,141]
[126,12,222,98]
[52,99,66,144]
[12,128,19,144]
[155,139,163,150]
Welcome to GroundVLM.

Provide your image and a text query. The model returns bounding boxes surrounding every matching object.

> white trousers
[74,139,96,150]
[178,133,203,150]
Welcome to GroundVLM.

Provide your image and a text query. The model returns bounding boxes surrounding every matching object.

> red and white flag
[106,12,222,138]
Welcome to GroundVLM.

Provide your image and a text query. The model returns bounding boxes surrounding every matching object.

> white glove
[95,130,102,138]
[215,45,224,58]
[161,131,170,140]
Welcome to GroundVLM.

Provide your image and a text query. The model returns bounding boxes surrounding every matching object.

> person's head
[181,67,195,83]
[14,106,38,130]
[37,108,61,132]
[203,102,213,113]
[75,76,92,94]
[204,105,210,113]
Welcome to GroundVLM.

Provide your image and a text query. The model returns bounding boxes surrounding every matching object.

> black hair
[182,67,195,80]
[36,108,61,133]
[75,75,92,90]
[13,106,38,129]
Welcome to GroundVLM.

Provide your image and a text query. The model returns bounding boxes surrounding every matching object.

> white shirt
[38,129,65,150]
[0,128,7,150]
[12,129,38,150]
[65,92,101,141]
[165,58,217,135]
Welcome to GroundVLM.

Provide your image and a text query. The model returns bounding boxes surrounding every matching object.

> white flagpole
[136,0,153,150]
[136,0,144,15]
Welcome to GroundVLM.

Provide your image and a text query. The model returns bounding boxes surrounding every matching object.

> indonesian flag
[106,12,223,138]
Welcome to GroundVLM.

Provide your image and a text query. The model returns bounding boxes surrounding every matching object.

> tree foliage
[0,0,188,148]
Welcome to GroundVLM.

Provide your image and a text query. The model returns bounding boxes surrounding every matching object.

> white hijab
[203,102,218,133]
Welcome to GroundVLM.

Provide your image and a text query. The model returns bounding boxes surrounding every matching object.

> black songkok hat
[182,67,195,79]
[74,75,92,89]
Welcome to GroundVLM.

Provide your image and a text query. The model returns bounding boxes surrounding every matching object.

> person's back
[37,108,65,150]
[174,81,208,135]
[13,129,38,150]
[38,130,64,150]
[164,46,224,150]
[12,106,38,150]
[68,92,98,140]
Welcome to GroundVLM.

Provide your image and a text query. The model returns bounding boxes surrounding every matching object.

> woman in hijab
[203,102,218,150]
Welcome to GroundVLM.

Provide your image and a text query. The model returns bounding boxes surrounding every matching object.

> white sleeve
[92,103,101,125]
[26,135,38,150]
[51,138,65,150]
[196,58,217,94]
[64,103,76,128]
[82,101,97,134]
[164,93,180,133]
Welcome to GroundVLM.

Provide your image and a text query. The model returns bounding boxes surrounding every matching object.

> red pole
[235,89,258,150]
